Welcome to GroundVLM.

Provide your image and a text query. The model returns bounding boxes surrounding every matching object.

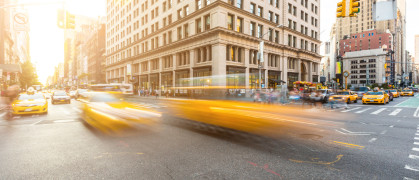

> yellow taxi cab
[362,90,389,105]
[389,89,400,98]
[328,90,358,104]
[80,92,161,134]
[401,89,414,96]
[11,90,48,115]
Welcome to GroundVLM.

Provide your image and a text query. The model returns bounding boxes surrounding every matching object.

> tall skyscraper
[105,0,322,95]
[334,0,406,84]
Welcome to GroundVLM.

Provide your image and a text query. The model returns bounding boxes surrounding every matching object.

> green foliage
[19,61,41,88]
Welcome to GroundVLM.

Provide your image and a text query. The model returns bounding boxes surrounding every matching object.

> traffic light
[66,12,75,29]
[349,0,360,17]
[337,0,346,18]
[57,9,65,29]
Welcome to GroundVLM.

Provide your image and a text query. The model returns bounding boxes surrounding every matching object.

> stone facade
[105,0,321,94]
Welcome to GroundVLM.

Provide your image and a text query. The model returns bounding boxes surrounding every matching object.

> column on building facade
[159,57,163,93]
[212,44,227,86]
[282,56,288,84]
[244,49,250,90]
[147,61,151,90]
[308,61,313,82]
[297,59,301,81]
[172,54,177,88]
[189,50,194,87]
[263,53,268,88]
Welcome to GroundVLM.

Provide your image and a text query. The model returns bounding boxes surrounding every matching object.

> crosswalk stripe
[409,154,419,160]
[414,142,419,145]
[412,148,419,152]
[415,137,419,140]
[370,108,386,115]
[341,107,360,112]
[405,165,419,172]
[355,108,372,114]
[389,109,402,116]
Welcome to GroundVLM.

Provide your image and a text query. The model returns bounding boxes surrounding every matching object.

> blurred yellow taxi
[166,98,344,139]
[12,92,48,115]
[328,90,358,104]
[362,91,389,105]
[80,92,161,134]
[389,89,400,98]
[401,89,414,96]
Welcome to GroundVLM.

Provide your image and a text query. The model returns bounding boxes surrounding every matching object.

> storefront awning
[0,64,22,73]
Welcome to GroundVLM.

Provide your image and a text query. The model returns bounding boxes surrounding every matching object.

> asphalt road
[1,95,419,179]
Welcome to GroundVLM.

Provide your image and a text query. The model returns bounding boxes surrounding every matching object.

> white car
[51,91,71,104]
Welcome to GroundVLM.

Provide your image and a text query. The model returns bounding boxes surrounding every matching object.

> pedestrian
[155,89,159,99]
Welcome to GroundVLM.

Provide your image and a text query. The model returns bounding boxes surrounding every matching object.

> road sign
[13,12,29,31]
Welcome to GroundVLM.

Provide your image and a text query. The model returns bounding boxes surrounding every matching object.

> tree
[19,60,41,88]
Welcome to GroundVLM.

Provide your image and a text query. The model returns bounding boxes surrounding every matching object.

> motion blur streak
[166,99,353,138]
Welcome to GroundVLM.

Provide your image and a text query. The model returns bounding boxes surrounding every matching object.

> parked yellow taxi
[389,89,400,98]
[401,89,414,96]
[362,91,389,105]
[328,90,358,104]
[80,92,161,134]
[12,92,48,115]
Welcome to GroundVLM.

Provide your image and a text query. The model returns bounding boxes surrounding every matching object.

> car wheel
[354,99,358,103]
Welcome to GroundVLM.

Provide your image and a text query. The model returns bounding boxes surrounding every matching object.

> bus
[89,84,133,95]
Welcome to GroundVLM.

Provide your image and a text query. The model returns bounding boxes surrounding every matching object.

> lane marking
[389,125,394,128]
[412,148,419,152]
[415,142,419,146]
[404,165,419,172]
[31,119,44,126]
[414,107,419,117]
[395,97,411,107]
[355,108,372,114]
[380,130,387,135]
[415,137,419,140]
[341,107,361,113]
[408,154,419,160]
[404,177,415,180]
[72,107,82,113]
[389,109,402,116]
[371,108,386,115]
[330,141,364,149]
[368,138,377,143]
[54,120,75,123]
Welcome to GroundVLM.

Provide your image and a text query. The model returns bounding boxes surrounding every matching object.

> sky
[20,0,419,84]
[320,0,419,55]
[25,0,106,84]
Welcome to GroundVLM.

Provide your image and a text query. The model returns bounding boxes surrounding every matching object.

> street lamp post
[258,24,283,90]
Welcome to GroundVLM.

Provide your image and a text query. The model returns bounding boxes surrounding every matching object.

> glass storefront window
[249,68,265,89]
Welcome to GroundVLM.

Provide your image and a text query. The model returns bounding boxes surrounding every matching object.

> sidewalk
[0,97,7,112]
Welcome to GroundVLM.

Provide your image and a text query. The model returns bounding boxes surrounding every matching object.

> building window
[177,26,182,40]
[257,6,263,17]
[236,17,243,33]
[269,11,273,22]
[250,3,256,14]
[184,24,189,37]
[226,45,244,62]
[196,18,202,33]
[268,28,273,41]
[204,15,210,30]
[236,0,242,9]
[275,30,279,43]
[184,5,189,16]
[258,25,263,38]
[275,14,279,24]
[250,22,256,37]
[227,14,234,30]
[196,0,202,10]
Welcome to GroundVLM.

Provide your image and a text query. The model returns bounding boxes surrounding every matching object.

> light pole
[258,24,283,90]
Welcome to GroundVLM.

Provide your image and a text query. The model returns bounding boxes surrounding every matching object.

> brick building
[339,29,392,56]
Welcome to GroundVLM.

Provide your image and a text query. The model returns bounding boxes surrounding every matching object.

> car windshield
[403,90,412,92]
[18,94,44,100]
[54,91,67,96]
[366,92,383,95]
[353,87,369,92]
[89,93,120,102]
[337,91,350,95]
[390,90,397,92]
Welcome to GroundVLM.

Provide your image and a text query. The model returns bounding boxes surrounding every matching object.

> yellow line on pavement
[331,141,365,149]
